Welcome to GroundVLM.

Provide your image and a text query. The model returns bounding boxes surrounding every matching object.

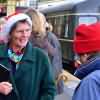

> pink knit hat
[73,22,100,54]
[3,12,32,36]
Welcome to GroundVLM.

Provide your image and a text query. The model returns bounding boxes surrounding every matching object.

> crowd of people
[0,7,100,100]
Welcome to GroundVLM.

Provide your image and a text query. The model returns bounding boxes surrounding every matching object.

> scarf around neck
[8,48,23,63]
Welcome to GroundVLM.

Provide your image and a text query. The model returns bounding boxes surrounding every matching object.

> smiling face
[9,20,32,50]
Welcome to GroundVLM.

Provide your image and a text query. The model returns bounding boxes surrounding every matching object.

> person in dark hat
[72,22,100,100]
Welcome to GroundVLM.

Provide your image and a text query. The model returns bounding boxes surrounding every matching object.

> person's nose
[22,30,30,37]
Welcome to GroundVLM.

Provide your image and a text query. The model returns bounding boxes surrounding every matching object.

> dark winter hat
[73,22,100,54]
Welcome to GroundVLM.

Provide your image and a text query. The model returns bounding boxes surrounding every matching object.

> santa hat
[73,22,100,54]
[3,12,32,36]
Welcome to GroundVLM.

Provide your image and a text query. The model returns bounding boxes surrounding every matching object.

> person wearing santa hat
[72,22,100,100]
[0,12,56,100]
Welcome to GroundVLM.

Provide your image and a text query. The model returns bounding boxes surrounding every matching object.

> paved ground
[55,70,80,100]
[55,92,72,100]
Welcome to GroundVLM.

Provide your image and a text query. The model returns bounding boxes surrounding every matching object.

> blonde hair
[0,17,6,25]
[46,22,53,32]
[25,8,46,38]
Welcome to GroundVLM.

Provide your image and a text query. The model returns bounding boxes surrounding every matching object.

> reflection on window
[79,16,97,25]
[64,24,68,37]
[47,15,67,38]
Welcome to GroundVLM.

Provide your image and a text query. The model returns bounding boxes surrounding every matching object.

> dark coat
[30,32,63,94]
[73,70,100,100]
[73,56,100,100]
[74,57,100,79]
[0,42,56,100]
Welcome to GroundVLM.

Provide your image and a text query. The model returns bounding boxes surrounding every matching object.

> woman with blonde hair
[25,9,46,38]
[25,8,64,94]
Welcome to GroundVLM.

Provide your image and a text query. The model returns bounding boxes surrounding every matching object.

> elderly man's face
[78,53,89,64]
[10,22,31,48]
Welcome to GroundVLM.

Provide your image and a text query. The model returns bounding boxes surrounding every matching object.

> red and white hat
[3,12,32,36]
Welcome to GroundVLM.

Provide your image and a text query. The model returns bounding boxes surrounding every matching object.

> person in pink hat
[72,22,100,100]
[0,12,56,100]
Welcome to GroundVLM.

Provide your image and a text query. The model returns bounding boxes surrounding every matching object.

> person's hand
[0,82,13,95]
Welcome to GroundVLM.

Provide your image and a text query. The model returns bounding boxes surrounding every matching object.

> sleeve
[47,32,63,78]
[72,70,100,100]
[40,53,56,100]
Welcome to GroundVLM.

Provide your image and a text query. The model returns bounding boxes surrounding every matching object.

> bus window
[47,15,68,38]
[79,16,97,25]
[64,23,68,38]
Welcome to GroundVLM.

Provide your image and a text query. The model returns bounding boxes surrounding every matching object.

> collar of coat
[0,42,36,62]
